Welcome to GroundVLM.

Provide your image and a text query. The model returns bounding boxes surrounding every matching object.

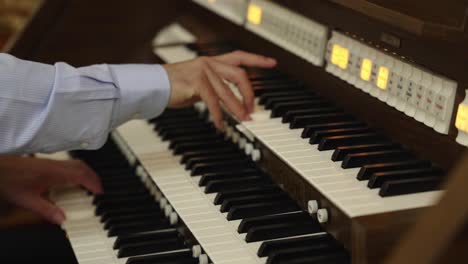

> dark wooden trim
[7,0,68,59]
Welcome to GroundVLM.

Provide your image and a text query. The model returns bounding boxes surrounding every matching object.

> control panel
[192,0,248,25]
[326,31,457,135]
[244,0,328,67]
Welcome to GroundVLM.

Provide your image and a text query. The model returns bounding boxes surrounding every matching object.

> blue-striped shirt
[0,53,170,154]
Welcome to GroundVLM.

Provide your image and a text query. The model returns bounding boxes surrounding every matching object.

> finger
[47,160,103,195]
[67,160,103,194]
[208,60,255,113]
[215,50,277,68]
[204,63,250,121]
[18,194,65,225]
[198,76,224,129]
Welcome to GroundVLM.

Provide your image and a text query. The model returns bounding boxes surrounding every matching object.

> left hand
[0,155,102,224]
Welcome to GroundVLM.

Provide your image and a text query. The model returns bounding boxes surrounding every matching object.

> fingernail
[52,212,65,225]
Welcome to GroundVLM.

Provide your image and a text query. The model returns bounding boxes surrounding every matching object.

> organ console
[2,0,467,263]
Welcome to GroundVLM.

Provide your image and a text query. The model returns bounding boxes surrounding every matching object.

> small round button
[80,142,89,149]
[164,205,173,217]
[159,198,167,208]
[244,143,253,155]
[192,245,202,258]
[169,212,178,225]
[226,126,233,138]
[251,149,261,162]
[232,132,240,143]
[135,166,144,177]
[307,200,319,214]
[199,254,209,264]
[317,209,329,223]
[238,138,247,149]
[128,154,137,166]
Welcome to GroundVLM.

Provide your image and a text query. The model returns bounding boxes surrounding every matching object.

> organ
[2,0,467,263]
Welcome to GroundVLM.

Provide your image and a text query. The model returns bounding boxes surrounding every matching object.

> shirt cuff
[108,64,171,127]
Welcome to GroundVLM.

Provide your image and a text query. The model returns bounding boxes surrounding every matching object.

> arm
[0,53,170,154]
[0,51,276,224]
[0,51,276,155]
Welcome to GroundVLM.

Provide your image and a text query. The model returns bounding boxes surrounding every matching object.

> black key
[251,78,301,87]
[221,193,290,212]
[205,176,272,193]
[379,176,443,197]
[118,237,185,258]
[174,141,226,155]
[191,160,254,176]
[332,142,401,161]
[301,121,367,138]
[126,249,196,264]
[265,95,320,109]
[161,127,215,141]
[267,246,346,264]
[108,219,171,237]
[291,113,352,129]
[169,134,223,149]
[258,90,310,104]
[342,149,414,169]
[214,186,281,205]
[101,204,161,222]
[227,201,300,220]
[282,107,340,123]
[96,178,140,187]
[104,212,165,230]
[271,100,330,118]
[180,147,240,164]
[258,234,335,257]
[93,189,149,204]
[199,169,260,186]
[309,127,372,144]
[238,212,308,233]
[368,167,443,188]
[260,90,312,102]
[357,160,432,180]
[114,229,179,249]
[186,154,248,170]
[157,121,208,134]
[155,118,204,130]
[152,108,197,121]
[246,221,323,242]
[96,197,155,215]
[274,252,349,264]
[318,133,387,151]
[253,80,302,90]
[254,86,301,97]
[96,171,136,180]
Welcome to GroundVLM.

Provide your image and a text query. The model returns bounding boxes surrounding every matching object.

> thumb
[18,194,65,225]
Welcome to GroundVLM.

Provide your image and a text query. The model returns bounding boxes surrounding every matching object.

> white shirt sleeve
[0,53,171,154]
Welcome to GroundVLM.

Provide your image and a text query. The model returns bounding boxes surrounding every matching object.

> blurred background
[0,0,42,50]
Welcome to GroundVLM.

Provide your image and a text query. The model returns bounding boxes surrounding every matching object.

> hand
[0,156,102,224]
[162,50,277,128]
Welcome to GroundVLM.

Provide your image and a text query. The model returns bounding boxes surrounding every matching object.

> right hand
[162,50,277,129]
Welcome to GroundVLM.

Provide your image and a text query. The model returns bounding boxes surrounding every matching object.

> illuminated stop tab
[360,58,372,81]
[331,44,349,70]
[247,3,263,25]
[456,104,468,133]
[377,66,390,90]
